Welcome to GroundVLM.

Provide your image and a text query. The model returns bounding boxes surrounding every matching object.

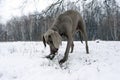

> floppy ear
[42,35,46,47]
[42,29,54,47]
[51,31,62,48]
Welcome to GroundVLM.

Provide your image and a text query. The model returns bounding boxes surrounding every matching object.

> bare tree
[3,0,120,41]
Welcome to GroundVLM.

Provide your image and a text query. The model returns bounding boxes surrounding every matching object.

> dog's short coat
[43,10,89,64]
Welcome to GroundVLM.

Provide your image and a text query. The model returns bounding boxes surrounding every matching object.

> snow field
[0,41,120,80]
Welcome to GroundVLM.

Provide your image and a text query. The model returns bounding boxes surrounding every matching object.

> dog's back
[53,10,84,34]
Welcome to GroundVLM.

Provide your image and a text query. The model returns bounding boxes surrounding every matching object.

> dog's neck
[51,27,57,32]
[51,27,65,37]
[51,27,60,34]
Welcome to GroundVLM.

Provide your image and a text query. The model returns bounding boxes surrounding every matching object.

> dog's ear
[42,29,54,47]
[42,35,46,47]
[51,31,62,48]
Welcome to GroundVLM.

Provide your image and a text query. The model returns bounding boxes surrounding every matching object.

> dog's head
[43,29,62,54]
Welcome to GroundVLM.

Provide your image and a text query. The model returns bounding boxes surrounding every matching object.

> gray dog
[43,10,89,64]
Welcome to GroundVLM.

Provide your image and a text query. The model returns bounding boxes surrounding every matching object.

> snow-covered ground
[0,41,120,80]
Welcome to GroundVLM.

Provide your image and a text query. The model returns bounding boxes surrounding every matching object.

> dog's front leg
[59,37,73,64]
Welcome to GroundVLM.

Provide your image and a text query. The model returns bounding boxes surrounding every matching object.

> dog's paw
[46,54,55,60]
[59,58,66,65]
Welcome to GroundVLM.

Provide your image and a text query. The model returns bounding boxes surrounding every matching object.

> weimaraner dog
[43,10,89,64]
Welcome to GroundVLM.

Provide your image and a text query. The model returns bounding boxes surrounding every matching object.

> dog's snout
[54,48,58,52]
[50,48,58,54]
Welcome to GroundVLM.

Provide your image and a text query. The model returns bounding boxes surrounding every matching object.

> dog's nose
[54,48,58,52]
[51,48,58,54]
[53,48,58,52]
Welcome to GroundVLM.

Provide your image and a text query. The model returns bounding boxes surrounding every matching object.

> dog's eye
[49,40,53,44]
[48,35,51,38]
[47,40,53,44]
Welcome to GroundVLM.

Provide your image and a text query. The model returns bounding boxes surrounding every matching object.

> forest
[0,0,120,41]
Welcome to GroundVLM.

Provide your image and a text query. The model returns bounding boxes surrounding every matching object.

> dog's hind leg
[70,41,74,53]
[78,20,89,54]
[80,29,89,54]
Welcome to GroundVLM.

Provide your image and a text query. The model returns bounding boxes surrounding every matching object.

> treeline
[0,0,120,41]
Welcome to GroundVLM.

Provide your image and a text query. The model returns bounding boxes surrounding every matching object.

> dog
[43,10,89,64]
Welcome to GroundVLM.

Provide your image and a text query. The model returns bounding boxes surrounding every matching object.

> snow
[0,41,120,80]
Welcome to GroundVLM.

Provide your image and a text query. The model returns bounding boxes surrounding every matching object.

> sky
[0,0,120,24]
[0,0,53,23]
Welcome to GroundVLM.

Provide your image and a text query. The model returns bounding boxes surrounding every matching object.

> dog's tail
[78,31,83,43]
